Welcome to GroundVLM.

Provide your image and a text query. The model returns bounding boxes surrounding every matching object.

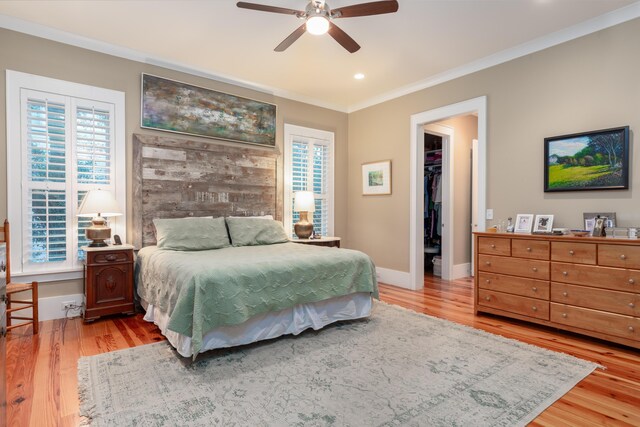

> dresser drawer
[87,250,133,265]
[511,239,549,260]
[478,254,549,280]
[478,272,549,299]
[551,303,640,341]
[598,244,640,269]
[478,290,549,320]
[551,262,639,293]
[551,242,596,265]
[551,283,639,316]
[477,237,511,256]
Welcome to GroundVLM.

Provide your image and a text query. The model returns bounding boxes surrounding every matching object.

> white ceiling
[1,0,638,112]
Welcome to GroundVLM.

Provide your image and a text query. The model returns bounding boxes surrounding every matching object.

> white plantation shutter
[285,125,334,238]
[7,71,125,279]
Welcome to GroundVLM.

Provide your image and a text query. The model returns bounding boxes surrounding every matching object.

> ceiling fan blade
[328,22,360,53]
[332,0,398,18]
[237,2,302,16]
[274,24,307,52]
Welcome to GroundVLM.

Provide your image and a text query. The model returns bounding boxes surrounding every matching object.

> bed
[135,216,378,358]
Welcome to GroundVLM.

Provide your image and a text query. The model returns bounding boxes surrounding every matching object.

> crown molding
[0,14,348,113]
[2,2,639,115]
[348,2,640,113]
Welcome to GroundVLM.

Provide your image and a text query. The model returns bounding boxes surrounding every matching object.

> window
[284,124,334,237]
[6,71,125,281]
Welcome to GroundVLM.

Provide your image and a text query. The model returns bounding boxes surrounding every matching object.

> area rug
[78,302,599,426]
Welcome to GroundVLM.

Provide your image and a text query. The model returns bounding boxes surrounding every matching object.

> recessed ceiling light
[354,73,365,80]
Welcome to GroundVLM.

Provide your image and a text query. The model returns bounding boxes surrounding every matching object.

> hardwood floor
[5,276,640,426]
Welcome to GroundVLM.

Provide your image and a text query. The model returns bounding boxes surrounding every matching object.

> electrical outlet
[486,209,494,220]
[61,300,77,311]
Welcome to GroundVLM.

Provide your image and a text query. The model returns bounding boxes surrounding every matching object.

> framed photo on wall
[514,214,534,233]
[362,160,392,195]
[534,214,554,233]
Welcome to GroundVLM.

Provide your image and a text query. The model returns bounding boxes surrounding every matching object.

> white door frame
[409,96,487,290]
[423,124,453,282]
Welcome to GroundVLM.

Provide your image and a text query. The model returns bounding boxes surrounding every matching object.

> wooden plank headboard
[132,133,280,248]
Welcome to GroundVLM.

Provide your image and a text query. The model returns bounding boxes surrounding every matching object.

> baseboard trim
[452,263,471,280]
[38,293,85,321]
[376,267,413,290]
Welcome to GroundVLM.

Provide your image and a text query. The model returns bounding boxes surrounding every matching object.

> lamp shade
[77,189,122,217]
[294,191,316,212]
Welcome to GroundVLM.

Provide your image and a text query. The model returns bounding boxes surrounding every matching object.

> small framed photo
[592,217,606,237]
[362,160,392,196]
[584,218,595,233]
[514,214,534,233]
[534,214,554,233]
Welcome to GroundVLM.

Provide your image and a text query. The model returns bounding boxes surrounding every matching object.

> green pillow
[153,217,230,250]
[226,217,289,246]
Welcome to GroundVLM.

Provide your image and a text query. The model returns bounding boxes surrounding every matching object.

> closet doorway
[409,96,487,290]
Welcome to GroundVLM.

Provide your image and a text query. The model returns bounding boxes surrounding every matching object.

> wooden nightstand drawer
[478,254,549,280]
[551,283,639,316]
[477,237,511,256]
[478,289,549,320]
[551,262,639,292]
[478,272,549,299]
[551,303,640,341]
[87,250,132,265]
[551,242,596,265]
[512,239,549,260]
[598,244,640,269]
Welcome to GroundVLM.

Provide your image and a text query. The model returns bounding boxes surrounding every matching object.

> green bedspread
[135,242,378,356]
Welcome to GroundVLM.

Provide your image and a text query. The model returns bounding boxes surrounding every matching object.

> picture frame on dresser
[534,215,554,233]
[514,214,534,233]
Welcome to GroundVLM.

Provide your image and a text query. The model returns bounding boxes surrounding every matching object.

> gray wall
[0,28,349,297]
[347,18,640,273]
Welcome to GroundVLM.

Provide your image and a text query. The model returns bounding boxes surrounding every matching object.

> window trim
[283,123,335,237]
[6,70,126,282]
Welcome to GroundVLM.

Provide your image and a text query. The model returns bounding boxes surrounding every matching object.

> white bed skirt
[141,293,373,357]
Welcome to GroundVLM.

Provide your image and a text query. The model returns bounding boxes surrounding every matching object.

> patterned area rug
[78,302,598,426]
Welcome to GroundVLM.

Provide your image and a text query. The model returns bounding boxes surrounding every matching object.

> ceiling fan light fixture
[306,15,330,35]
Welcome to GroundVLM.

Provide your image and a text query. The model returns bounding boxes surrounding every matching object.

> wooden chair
[0,220,38,334]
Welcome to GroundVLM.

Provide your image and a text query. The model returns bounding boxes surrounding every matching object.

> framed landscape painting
[362,160,392,195]
[544,126,629,192]
[141,74,276,147]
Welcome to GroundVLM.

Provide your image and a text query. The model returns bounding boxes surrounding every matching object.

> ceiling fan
[236,0,399,53]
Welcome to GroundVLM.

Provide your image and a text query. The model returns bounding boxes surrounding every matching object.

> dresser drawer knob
[526,247,531,252]
[532,287,538,292]
[532,267,538,272]
[563,271,568,276]
[491,244,496,249]
[485,296,491,301]
[630,279,636,285]
[629,303,635,308]
[485,261,491,266]
[485,279,491,284]
[532,306,537,311]
[620,254,627,260]
[562,313,567,318]
[562,292,568,297]
[629,326,635,332]
[569,250,575,255]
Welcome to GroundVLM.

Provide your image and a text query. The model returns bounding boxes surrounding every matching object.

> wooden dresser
[474,232,640,349]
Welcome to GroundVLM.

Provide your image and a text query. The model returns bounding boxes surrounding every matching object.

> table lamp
[77,189,122,247]
[293,191,315,239]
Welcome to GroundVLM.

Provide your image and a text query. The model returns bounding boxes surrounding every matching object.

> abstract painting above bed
[135,242,378,357]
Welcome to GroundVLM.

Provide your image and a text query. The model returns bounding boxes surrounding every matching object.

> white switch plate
[486,209,494,220]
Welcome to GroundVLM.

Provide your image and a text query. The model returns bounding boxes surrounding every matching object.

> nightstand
[290,236,341,248]
[82,244,135,322]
